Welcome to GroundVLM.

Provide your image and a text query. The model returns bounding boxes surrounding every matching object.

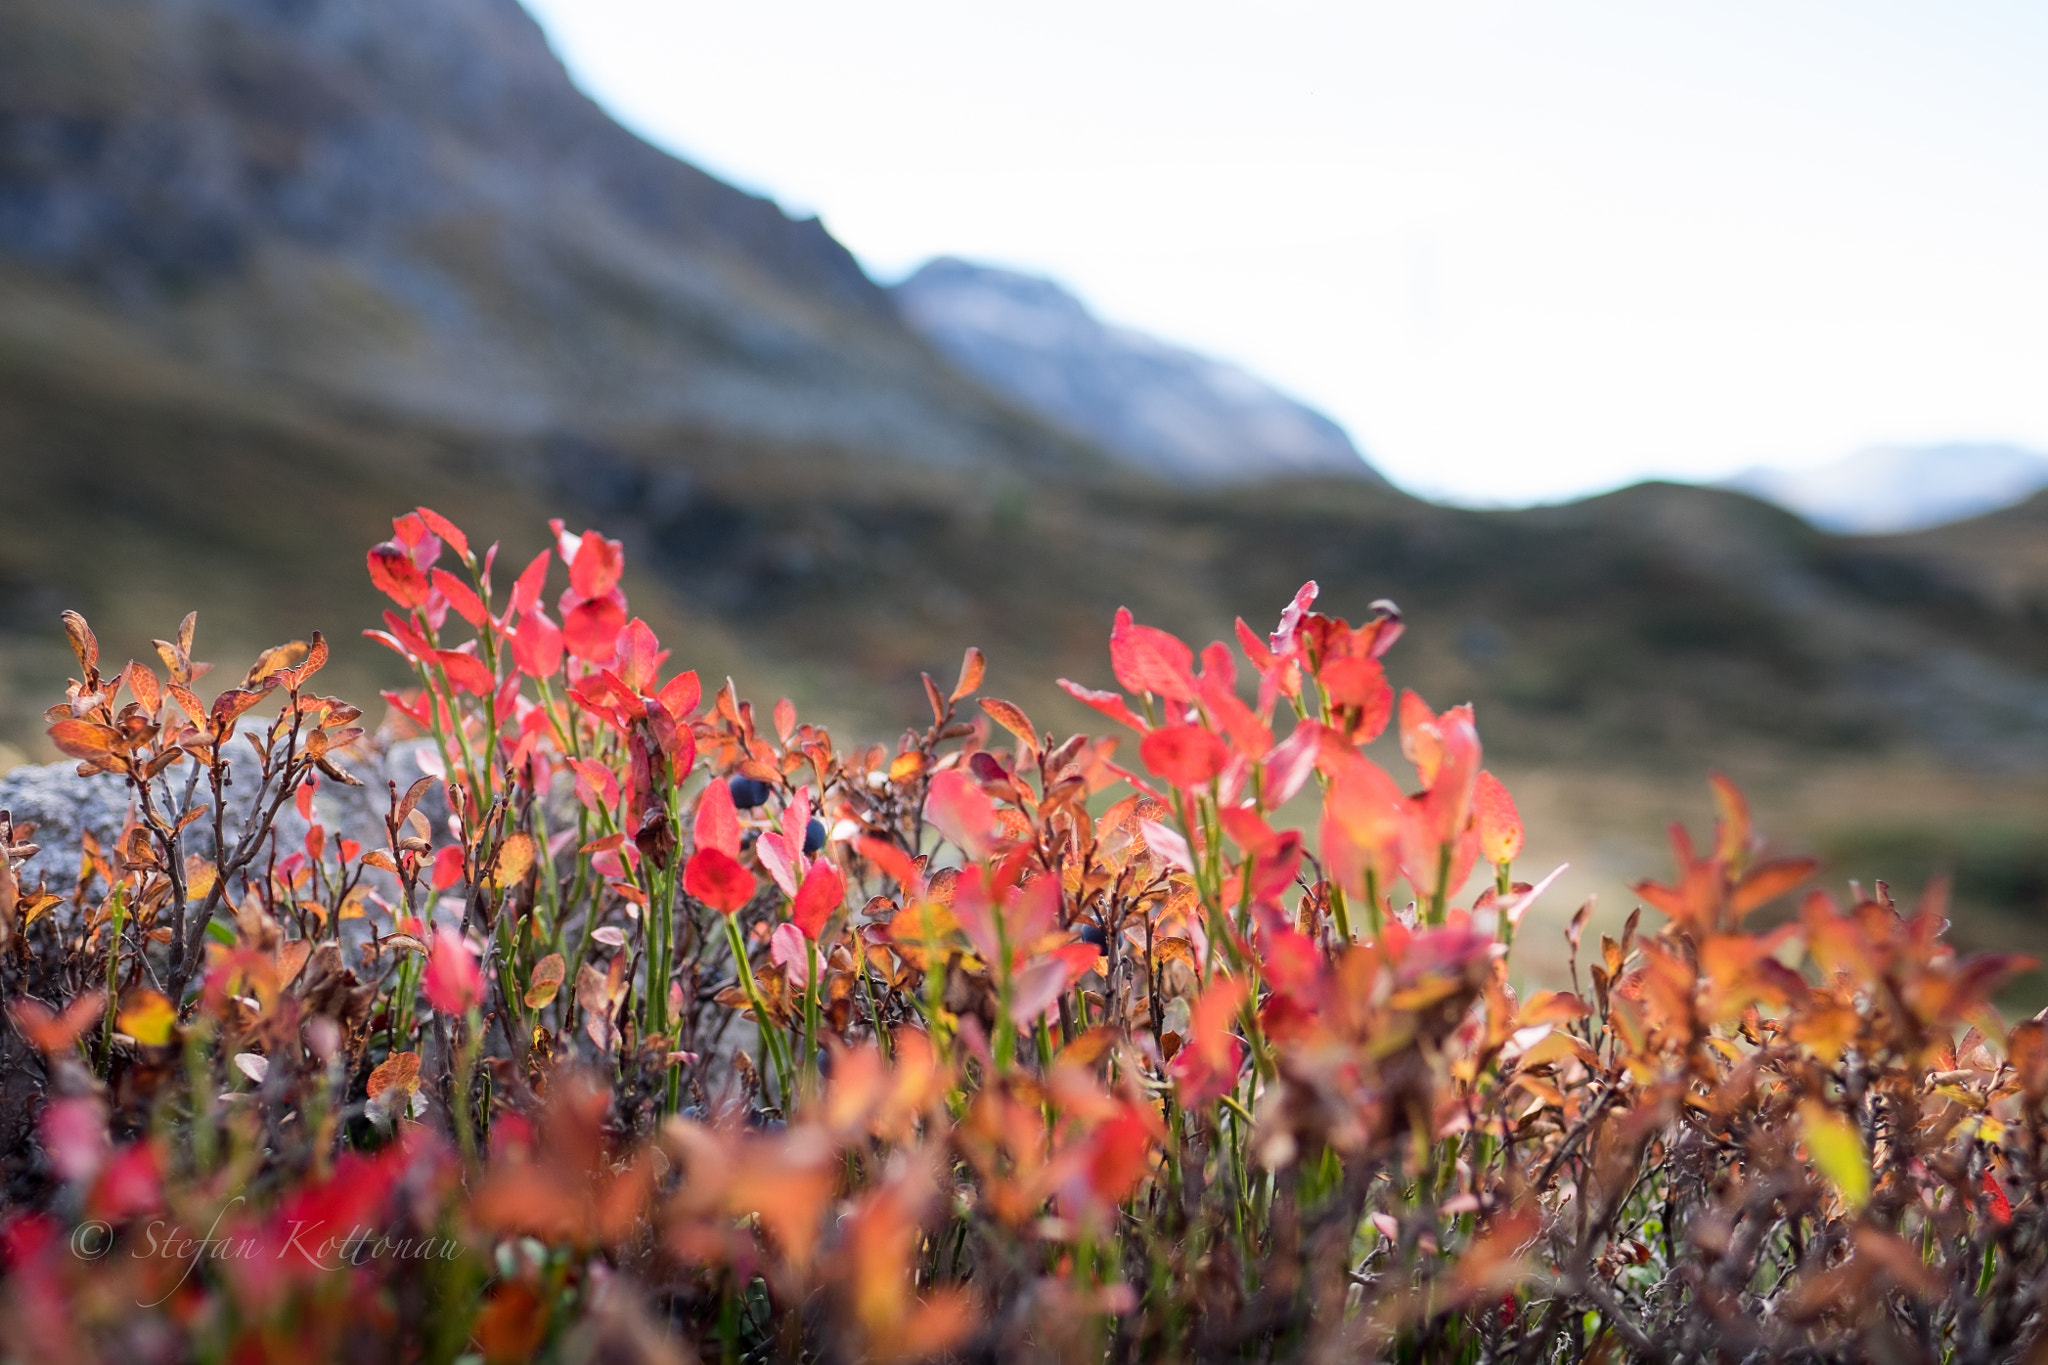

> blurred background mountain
[893,258,1382,485]
[1726,445,2048,534]
[3,0,2045,983]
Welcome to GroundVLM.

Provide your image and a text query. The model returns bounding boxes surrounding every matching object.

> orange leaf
[122,660,163,718]
[1474,770,1524,865]
[1710,771,1753,868]
[979,698,1038,752]
[48,718,122,763]
[1730,858,1818,919]
[12,991,107,1055]
[489,832,537,890]
[951,646,986,702]
[367,1050,422,1099]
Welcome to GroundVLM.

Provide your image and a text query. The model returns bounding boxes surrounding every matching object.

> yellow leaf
[183,855,218,902]
[524,953,566,1009]
[117,989,177,1047]
[491,832,536,890]
[1800,1100,1871,1211]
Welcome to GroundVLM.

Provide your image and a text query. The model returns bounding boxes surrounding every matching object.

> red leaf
[771,921,811,987]
[1398,690,1443,785]
[1234,617,1275,673]
[1418,704,1481,846]
[568,759,620,813]
[509,612,563,679]
[925,769,997,859]
[685,847,756,915]
[568,530,624,600]
[1261,720,1325,809]
[39,1096,109,1184]
[1139,724,1228,790]
[757,830,801,899]
[432,844,466,890]
[1109,608,1196,701]
[391,511,441,565]
[413,506,471,561]
[694,773,741,858]
[423,927,483,1015]
[431,569,487,629]
[616,617,663,694]
[382,610,434,661]
[510,549,551,618]
[435,649,496,697]
[1169,976,1249,1109]
[1984,1169,2013,1226]
[1057,678,1148,732]
[1197,673,1272,759]
[1008,943,1100,1026]
[1321,755,1405,897]
[656,669,701,719]
[1474,770,1525,865]
[790,859,845,940]
[367,541,432,609]
[1320,656,1392,741]
[564,597,626,664]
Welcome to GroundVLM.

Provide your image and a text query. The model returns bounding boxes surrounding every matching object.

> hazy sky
[520,1,2048,503]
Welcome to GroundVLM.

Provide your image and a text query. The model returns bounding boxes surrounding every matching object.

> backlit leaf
[1474,770,1525,865]
[489,832,536,889]
[979,697,1038,752]
[951,646,986,702]
[1800,1101,1871,1211]
[116,989,177,1047]
[685,847,756,915]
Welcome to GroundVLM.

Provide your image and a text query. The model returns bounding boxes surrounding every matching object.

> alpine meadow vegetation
[0,507,2041,1364]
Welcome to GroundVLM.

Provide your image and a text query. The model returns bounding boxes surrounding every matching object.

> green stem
[723,912,793,1110]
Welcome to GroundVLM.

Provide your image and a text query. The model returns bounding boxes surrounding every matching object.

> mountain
[1727,444,2048,533]
[0,0,1106,477]
[893,258,1381,485]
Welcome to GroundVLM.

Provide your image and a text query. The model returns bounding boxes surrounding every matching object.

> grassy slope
[4,273,2046,991]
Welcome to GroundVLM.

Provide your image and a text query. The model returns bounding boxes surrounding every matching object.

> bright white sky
[520,0,2048,504]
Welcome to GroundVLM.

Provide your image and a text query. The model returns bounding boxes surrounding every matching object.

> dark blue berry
[728,774,773,809]
[1076,922,1107,955]
[803,817,826,856]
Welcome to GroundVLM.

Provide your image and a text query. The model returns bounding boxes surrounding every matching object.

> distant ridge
[893,257,1381,485]
[1727,444,2048,534]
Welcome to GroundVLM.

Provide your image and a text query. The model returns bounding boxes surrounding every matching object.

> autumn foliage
[0,509,2042,1363]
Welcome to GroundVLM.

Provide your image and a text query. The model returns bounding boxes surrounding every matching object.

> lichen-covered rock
[0,761,135,890]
